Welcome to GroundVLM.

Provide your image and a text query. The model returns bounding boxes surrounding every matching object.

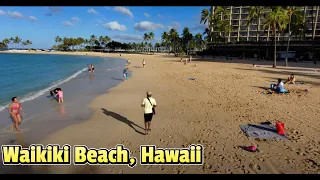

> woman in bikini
[8,97,24,132]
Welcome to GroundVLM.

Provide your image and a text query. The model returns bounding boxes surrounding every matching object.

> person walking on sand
[87,64,91,73]
[127,59,131,65]
[141,91,156,134]
[142,59,146,68]
[8,97,24,132]
[55,89,64,104]
[123,68,128,80]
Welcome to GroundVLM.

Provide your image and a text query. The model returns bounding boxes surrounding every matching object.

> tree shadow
[101,108,145,135]
[233,67,320,79]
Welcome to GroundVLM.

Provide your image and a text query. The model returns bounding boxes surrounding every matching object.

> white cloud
[157,14,164,18]
[104,6,112,10]
[112,34,144,41]
[71,16,80,22]
[0,10,6,16]
[62,21,74,27]
[28,16,37,22]
[167,21,181,30]
[88,8,99,15]
[113,6,133,18]
[144,13,151,18]
[8,11,24,19]
[190,24,207,31]
[103,21,127,31]
[133,21,164,32]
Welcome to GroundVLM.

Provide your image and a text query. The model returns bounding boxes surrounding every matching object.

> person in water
[91,64,95,73]
[8,97,24,132]
[123,68,128,80]
[87,64,91,73]
[287,74,296,84]
[55,89,64,103]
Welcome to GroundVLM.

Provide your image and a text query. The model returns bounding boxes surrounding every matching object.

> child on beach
[123,68,128,80]
[142,59,146,68]
[286,74,296,84]
[276,79,288,94]
[55,89,64,103]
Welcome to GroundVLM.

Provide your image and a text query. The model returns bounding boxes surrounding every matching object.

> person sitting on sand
[55,89,64,104]
[8,97,24,132]
[141,91,156,134]
[276,79,288,94]
[127,59,131,64]
[286,74,296,84]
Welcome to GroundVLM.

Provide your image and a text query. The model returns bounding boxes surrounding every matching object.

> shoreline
[1,51,320,174]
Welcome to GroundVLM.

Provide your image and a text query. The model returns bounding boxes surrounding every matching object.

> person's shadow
[101,108,145,135]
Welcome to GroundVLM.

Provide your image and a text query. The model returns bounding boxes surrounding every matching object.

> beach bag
[276,122,285,135]
[147,98,156,115]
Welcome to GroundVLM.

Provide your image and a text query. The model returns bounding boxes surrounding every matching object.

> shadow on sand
[101,108,145,135]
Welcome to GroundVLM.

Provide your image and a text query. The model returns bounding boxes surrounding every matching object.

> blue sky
[0,6,208,48]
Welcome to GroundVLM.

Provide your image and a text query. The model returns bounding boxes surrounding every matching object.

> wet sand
[1,51,320,174]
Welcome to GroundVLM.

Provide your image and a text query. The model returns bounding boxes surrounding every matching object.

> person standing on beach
[127,59,131,65]
[142,59,146,68]
[8,97,24,132]
[141,91,156,134]
[55,89,64,104]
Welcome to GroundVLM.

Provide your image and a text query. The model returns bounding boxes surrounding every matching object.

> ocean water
[0,53,110,111]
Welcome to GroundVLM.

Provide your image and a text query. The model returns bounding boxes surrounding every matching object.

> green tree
[14,36,22,49]
[169,28,179,56]
[263,6,289,68]
[161,31,170,54]
[284,6,303,66]
[2,38,10,49]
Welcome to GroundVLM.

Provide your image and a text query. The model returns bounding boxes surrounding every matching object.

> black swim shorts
[144,113,153,122]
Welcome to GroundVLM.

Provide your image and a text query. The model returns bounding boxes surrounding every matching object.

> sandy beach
[2,51,320,174]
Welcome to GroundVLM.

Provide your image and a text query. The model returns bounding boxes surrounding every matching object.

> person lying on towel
[286,74,296,84]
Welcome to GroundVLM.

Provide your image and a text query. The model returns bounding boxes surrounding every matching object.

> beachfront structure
[216,6,320,42]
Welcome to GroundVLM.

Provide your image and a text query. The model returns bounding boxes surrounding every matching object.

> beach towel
[295,81,305,84]
[240,124,289,140]
[188,78,196,80]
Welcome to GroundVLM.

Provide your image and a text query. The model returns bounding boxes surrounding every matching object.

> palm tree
[9,37,14,49]
[194,33,205,51]
[2,38,10,49]
[161,31,170,53]
[263,6,289,68]
[21,41,28,49]
[90,35,97,49]
[14,36,22,49]
[181,27,193,55]
[149,32,155,52]
[55,36,62,45]
[284,6,303,66]
[200,6,215,43]
[169,28,179,56]
[26,40,32,50]
[143,33,150,53]
[247,6,265,59]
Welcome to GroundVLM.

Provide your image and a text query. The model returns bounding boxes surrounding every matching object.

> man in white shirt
[141,91,156,134]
